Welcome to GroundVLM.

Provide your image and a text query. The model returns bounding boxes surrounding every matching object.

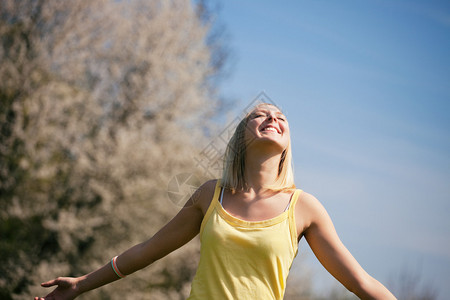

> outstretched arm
[298,192,396,300]
[35,180,214,300]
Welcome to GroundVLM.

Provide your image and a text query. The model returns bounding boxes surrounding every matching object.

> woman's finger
[41,277,61,287]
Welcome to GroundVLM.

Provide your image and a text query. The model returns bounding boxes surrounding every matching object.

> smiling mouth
[261,126,280,134]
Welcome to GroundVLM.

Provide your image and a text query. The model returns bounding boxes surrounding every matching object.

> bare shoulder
[297,191,325,209]
[295,191,329,236]
[189,179,217,215]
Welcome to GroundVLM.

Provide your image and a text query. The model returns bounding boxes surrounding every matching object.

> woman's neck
[244,151,281,193]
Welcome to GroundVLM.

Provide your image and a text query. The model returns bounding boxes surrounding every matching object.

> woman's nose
[267,114,278,122]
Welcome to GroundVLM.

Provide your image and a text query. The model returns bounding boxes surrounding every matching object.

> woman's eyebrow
[251,108,285,117]
[250,110,267,115]
[274,111,286,118]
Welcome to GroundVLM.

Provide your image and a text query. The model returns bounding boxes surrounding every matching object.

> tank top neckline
[213,182,300,228]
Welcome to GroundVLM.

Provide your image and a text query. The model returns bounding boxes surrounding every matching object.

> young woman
[35,103,396,300]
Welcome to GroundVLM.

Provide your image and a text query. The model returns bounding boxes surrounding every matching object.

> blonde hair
[221,103,296,192]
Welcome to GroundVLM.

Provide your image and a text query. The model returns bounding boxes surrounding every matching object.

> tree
[0,0,226,299]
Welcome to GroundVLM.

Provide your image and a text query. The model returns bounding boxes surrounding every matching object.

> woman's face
[244,104,290,152]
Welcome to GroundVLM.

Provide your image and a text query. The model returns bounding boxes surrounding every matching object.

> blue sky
[216,0,450,298]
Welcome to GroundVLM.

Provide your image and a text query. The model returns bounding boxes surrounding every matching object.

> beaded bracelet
[111,256,127,279]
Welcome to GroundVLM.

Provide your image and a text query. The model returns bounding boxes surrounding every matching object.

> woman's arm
[35,180,215,300]
[298,192,396,300]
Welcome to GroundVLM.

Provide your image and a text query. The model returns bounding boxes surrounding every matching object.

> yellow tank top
[188,180,301,300]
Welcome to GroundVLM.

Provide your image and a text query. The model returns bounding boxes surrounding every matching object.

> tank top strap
[199,180,222,239]
[287,190,301,214]
[219,186,224,205]
[288,189,302,251]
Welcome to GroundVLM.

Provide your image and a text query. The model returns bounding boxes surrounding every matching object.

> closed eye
[251,113,266,119]
[250,111,286,121]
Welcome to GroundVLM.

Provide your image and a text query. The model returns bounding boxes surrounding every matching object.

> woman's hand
[34,277,81,300]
